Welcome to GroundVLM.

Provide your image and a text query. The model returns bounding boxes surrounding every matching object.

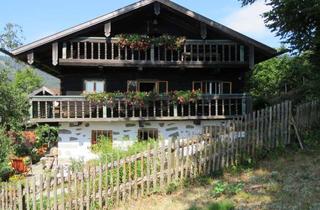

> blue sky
[0,0,281,48]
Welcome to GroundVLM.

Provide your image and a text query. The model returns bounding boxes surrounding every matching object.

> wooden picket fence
[294,100,320,131]
[1,100,320,210]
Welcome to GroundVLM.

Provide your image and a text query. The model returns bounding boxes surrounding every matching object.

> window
[139,81,157,92]
[91,130,113,145]
[84,80,105,93]
[192,81,232,94]
[127,80,168,93]
[138,128,158,141]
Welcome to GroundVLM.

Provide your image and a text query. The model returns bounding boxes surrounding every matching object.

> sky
[0,0,281,48]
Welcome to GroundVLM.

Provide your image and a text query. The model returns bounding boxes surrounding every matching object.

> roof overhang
[10,0,277,56]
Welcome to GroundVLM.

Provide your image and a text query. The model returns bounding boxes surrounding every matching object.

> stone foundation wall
[58,120,223,163]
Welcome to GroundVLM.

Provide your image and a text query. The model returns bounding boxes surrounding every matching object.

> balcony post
[173,104,178,117]
[103,105,107,118]
[242,93,247,115]
[151,44,155,63]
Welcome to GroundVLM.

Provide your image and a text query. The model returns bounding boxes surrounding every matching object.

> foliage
[117,34,150,50]
[12,133,31,157]
[211,181,244,197]
[165,182,179,194]
[0,127,13,181]
[239,0,320,55]
[116,34,186,50]
[206,201,235,210]
[34,124,58,149]
[13,68,43,94]
[69,158,84,173]
[92,135,157,162]
[8,174,25,184]
[302,124,320,149]
[247,52,314,105]
[240,0,320,101]
[189,201,235,210]
[0,23,24,50]
[0,69,28,128]
[84,90,202,107]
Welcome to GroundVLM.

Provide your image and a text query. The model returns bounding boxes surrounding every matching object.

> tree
[238,0,320,64]
[0,23,24,50]
[13,68,43,94]
[248,52,313,108]
[0,69,28,129]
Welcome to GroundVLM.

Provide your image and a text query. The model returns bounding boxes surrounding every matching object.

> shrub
[0,127,13,181]
[35,124,58,149]
[165,182,179,194]
[12,133,31,157]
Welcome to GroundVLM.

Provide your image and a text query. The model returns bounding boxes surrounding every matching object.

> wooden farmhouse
[5,0,277,161]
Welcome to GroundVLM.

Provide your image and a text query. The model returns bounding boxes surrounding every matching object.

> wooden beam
[240,45,245,63]
[27,52,34,64]
[52,42,58,66]
[200,23,207,39]
[154,2,161,16]
[104,22,111,37]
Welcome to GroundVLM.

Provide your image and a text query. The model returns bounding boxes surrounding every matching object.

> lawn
[115,145,320,210]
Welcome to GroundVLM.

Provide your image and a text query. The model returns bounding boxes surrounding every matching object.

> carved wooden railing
[58,37,247,67]
[29,94,251,122]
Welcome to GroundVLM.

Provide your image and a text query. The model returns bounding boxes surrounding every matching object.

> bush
[165,182,179,194]
[0,127,13,181]
[35,124,58,149]
[13,133,31,157]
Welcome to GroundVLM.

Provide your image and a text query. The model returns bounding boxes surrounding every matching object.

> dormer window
[84,80,105,93]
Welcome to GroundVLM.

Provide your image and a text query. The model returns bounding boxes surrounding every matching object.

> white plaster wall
[58,120,224,163]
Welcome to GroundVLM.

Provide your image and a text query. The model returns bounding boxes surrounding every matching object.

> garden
[0,124,58,182]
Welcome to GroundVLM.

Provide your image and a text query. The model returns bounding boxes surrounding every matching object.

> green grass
[188,201,235,210]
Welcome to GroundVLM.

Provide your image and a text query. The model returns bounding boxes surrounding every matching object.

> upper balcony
[57,37,248,68]
[29,93,251,123]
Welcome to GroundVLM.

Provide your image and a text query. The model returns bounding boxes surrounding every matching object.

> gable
[9,0,276,56]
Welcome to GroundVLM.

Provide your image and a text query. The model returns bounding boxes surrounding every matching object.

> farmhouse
[6,0,277,162]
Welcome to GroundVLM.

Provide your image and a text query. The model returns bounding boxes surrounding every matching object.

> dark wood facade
[60,67,247,95]
[3,0,277,122]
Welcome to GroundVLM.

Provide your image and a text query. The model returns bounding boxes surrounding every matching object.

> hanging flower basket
[116,34,186,51]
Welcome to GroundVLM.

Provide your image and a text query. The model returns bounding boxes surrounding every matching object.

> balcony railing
[58,37,247,67]
[29,94,251,123]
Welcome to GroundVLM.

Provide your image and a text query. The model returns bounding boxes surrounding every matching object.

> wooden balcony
[58,37,248,68]
[29,94,251,123]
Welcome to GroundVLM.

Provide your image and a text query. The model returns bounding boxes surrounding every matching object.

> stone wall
[58,120,223,163]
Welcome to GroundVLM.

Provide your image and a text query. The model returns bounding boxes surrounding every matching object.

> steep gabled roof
[10,0,276,56]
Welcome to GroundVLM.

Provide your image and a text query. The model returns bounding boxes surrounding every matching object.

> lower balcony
[29,94,251,123]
